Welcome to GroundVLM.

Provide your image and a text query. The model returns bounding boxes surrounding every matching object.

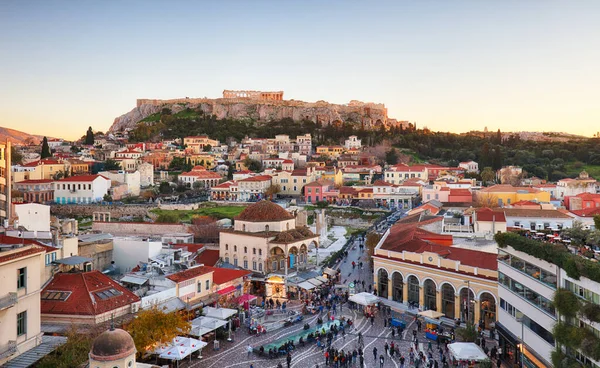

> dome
[235,201,294,222]
[90,328,136,362]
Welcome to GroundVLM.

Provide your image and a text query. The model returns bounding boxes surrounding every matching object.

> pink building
[304,180,338,203]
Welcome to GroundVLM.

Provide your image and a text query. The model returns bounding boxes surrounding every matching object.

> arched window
[225,244,228,251]
[244,246,247,253]
[265,225,270,232]
[234,245,237,252]
[243,224,246,231]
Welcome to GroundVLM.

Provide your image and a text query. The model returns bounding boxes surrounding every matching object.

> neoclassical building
[373,219,499,328]
[219,201,319,299]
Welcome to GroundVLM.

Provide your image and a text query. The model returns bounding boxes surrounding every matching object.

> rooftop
[235,200,294,222]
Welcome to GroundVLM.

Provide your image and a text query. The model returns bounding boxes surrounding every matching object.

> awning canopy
[237,294,257,304]
[297,281,316,290]
[159,345,191,360]
[120,275,149,285]
[53,256,92,265]
[266,275,285,284]
[307,278,323,286]
[190,316,228,336]
[202,306,237,320]
[448,342,488,361]
[418,310,445,319]
[323,267,337,276]
[217,285,236,295]
[348,292,379,306]
[172,336,207,353]
[315,276,328,283]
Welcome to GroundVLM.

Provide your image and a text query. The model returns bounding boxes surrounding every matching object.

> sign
[349,282,355,288]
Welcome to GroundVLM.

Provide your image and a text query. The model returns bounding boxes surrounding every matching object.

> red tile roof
[166,266,214,283]
[171,243,205,253]
[41,271,140,316]
[511,200,540,206]
[197,249,220,267]
[380,223,497,270]
[569,208,600,217]
[235,200,293,222]
[16,179,53,184]
[449,189,472,196]
[239,175,272,182]
[475,208,506,222]
[56,174,109,182]
[0,245,45,264]
[180,171,221,179]
[373,180,394,187]
[211,267,251,284]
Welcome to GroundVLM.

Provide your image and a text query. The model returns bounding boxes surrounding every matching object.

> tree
[70,145,81,153]
[10,145,23,165]
[265,184,281,200]
[562,221,588,246]
[474,193,500,208]
[103,159,121,171]
[365,232,382,264]
[227,164,234,180]
[243,158,263,172]
[41,136,52,158]
[156,211,180,223]
[158,181,172,194]
[203,144,212,152]
[480,167,495,185]
[84,126,94,145]
[103,193,113,202]
[595,215,600,231]
[126,307,190,358]
[192,180,204,190]
[385,148,399,165]
[36,328,93,368]
[457,322,478,342]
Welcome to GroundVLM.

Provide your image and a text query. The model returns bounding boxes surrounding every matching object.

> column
[373,273,378,294]
[419,285,424,309]
[436,290,442,312]
[403,282,409,304]
[473,299,481,324]
[454,295,461,321]
[387,280,393,301]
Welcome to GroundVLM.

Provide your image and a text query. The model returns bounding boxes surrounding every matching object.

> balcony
[0,340,17,359]
[0,292,18,310]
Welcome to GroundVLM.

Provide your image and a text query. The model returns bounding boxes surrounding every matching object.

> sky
[1,0,599,140]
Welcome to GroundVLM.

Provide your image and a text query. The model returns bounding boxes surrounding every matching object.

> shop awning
[418,310,445,319]
[316,276,328,283]
[266,275,285,284]
[307,278,324,286]
[217,285,236,295]
[323,267,337,277]
[237,294,257,304]
[298,281,316,290]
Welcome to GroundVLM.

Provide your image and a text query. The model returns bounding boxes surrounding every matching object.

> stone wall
[51,204,154,218]
[92,221,190,236]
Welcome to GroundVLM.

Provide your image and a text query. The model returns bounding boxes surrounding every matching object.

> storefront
[496,322,547,368]
[265,275,286,299]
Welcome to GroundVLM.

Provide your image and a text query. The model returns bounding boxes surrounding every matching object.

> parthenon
[222,90,284,101]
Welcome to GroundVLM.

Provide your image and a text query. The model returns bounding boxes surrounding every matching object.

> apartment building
[0,141,11,223]
[53,174,112,204]
[0,244,45,365]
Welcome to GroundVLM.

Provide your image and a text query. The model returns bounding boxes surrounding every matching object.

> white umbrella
[448,342,488,361]
[153,343,171,354]
[173,336,207,353]
[348,292,379,306]
[159,345,191,360]
[202,306,237,320]
[190,316,228,336]
[418,310,445,319]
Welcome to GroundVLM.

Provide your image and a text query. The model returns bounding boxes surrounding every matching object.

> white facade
[344,135,362,150]
[503,212,573,230]
[557,179,598,199]
[53,175,112,204]
[498,245,557,367]
[98,170,141,197]
[112,237,163,273]
[459,161,479,173]
[137,162,154,187]
[0,245,44,365]
[14,203,50,232]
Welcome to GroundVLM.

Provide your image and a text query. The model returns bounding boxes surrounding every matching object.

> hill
[0,126,46,145]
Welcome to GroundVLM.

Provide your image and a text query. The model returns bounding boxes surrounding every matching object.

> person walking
[384,342,389,356]
[379,354,385,368]
[373,347,378,361]
[247,344,253,358]
[286,352,292,368]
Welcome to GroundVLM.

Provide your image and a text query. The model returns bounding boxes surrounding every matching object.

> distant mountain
[0,126,46,145]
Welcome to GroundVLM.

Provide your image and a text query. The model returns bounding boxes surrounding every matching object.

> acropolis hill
[109,90,405,133]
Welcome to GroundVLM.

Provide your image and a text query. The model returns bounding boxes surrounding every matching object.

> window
[280,259,285,269]
[206,280,210,290]
[197,281,202,292]
[45,252,57,265]
[244,246,248,253]
[234,245,237,252]
[272,260,278,270]
[243,260,248,268]
[499,272,555,316]
[234,258,238,266]
[225,244,229,251]
[253,261,257,270]
[259,263,263,272]
[225,257,229,263]
[265,225,269,232]
[17,311,26,336]
[253,248,256,255]
[17,267,26,289]
[259,249,262,256]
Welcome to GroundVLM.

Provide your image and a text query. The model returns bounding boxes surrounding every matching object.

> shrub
[553,289,581,318]
[581,302,600,323]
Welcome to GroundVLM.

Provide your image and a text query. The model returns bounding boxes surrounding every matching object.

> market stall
[349,292,380,315]
[418,310,452,342]
[448,342,488,364]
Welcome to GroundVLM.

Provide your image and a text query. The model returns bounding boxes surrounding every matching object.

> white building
[0,244,45,365]
[502,208,573,230]
[296,134,312,155]
[459,160,479,174]
[53,175,111,204]
[14,203,51,233]
[98,170,141,197]
[237,175,272,201]
[384,164,428,184]
[262,158,294,171]
[137,162,154,187]
[112,237,163,273]
[344,135,362,150]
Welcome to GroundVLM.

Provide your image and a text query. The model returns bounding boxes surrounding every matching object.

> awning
[307,278,324,286]
[237,294,257,304]
[323,267,337,276]
[217,285,236,295]
[120,275,149,285]
[297,281,316,290]
[418,310,445,319]
[316,276,328,283]
[266,275,285,284]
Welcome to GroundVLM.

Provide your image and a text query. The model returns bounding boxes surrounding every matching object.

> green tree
[594,215,600,230]
[227,164,234,180]
[243,158,263,172]
[126,307,190,358]
[103,193,113,202]
[84,126,94,145]
[480,167,495,185]
[41,136,52,158]
[158,181,172,194]
[103,159,121,171]
[156,211,181,223]
[385,148,399,165]
[203,144,212,152]
[10,145,23,165]
[36,329,93,368]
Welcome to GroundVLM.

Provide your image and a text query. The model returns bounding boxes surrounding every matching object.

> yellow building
[188,154,216,169]
[315,145,344,158]
[315,166,344,186]
[477,184,551,207]
[373,219,498,328]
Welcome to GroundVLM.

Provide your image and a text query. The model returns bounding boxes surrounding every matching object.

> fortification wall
[51,204,154,218]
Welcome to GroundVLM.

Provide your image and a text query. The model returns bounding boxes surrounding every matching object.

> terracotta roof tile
[0,245,45,264]
[56,174,109,182]
[41,271,140,316]
[166,266,214,283]
[235,200,294,222]
[211,267,251,284]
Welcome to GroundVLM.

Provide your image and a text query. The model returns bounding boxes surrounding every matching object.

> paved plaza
[171,236,497,368]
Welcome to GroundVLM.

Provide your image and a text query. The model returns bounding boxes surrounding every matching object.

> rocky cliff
[109,96,399,133]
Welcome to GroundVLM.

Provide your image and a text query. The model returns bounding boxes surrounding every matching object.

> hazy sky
[1,0,599,140]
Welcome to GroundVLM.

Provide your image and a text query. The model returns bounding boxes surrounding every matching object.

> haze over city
[1,0,600,139]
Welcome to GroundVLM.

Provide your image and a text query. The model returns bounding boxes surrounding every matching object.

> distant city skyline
[1,0,599,140]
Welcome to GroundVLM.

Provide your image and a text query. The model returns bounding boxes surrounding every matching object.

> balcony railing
[0,292,18,310]
[0,340,17,359]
